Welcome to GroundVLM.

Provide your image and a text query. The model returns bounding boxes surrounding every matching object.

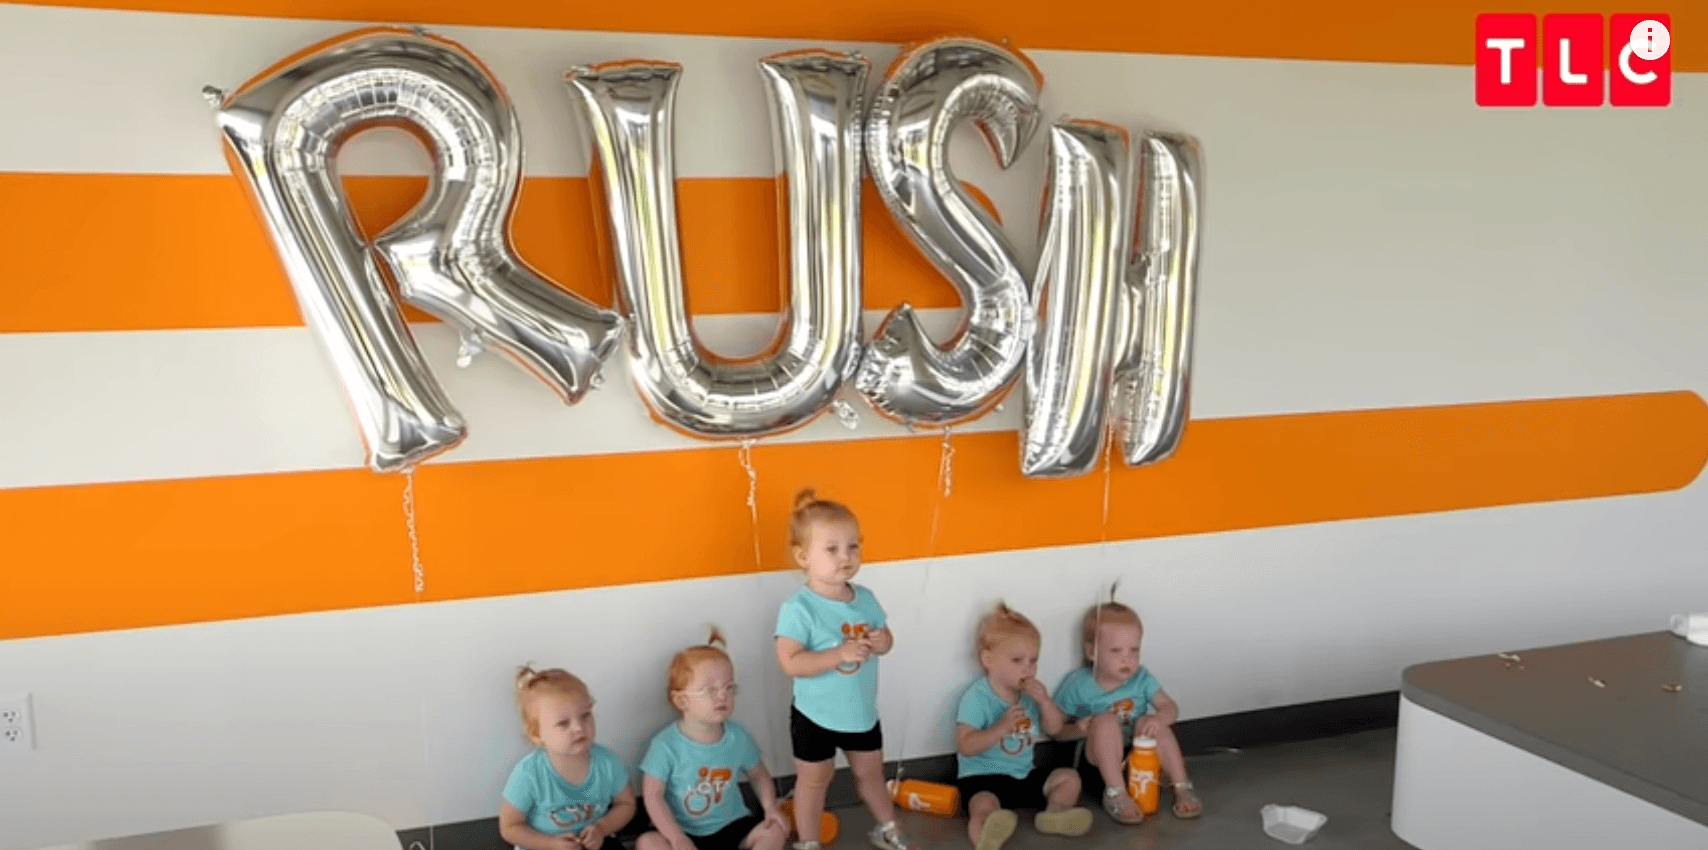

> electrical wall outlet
[0,693,35,754]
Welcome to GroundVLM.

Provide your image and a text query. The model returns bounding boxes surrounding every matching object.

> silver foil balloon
[858,37,1042,426]
[1113,131,1203,467]
[1021,121,1134,479]
[1021,122,1204,479]
[212,27,624,473]
[565,51,869,438]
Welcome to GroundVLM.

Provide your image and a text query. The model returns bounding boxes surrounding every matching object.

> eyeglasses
[680,684,739,699]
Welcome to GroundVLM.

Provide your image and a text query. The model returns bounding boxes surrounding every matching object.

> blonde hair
[513,665,591,738]
[667,626,732,706]
[788,488,859,552]
[977,601,1041,659]
[1081,582,1143,666]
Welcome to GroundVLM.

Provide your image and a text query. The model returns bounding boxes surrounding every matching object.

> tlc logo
[1476,13,1672,106]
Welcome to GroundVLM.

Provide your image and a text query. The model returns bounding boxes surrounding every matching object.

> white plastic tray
[1262,804,1327,844]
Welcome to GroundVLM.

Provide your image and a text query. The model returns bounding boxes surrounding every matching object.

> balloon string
[1100,440,1114,538]
[737,441,784,783]
[939,427,955,498]
[418,701,437,850]
[927,427,954,554]
[403,472,435,850]
[405,471,424,598]
[738,439,761,569]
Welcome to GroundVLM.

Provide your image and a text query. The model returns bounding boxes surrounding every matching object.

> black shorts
[955,765,1057,811]
[790,704,883,763]
[687,814,764,850]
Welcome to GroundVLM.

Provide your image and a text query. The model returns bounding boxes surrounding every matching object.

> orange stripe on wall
[3,391,1703,641]
[1,173,970,333]
[6,0,1703,68]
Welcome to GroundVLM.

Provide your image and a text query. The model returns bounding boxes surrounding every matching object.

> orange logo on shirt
[1000,716,1035,756]
[548,803,600,831]
[835,622,871,675]
[683,767,733,816]
[1113,698,1137,726]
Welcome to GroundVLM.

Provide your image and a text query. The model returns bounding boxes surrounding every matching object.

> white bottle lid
[1133,736,1157,748]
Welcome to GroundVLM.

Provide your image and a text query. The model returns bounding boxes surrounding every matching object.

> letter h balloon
[208,27,1202,480]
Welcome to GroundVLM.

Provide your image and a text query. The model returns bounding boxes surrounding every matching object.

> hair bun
[706,625,726,648]
[793,489,818,510]
[515,664,539,691]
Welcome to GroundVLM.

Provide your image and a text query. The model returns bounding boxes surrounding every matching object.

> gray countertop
[1401,630,1708,826]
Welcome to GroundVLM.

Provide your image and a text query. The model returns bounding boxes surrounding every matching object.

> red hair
[1081,582,1143,666]
[978,601,1041,658]
[667,626,731,706]
[788,488,859,552]
[513,665,591,738]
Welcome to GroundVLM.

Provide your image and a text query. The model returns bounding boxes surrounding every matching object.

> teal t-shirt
[639,721,761,836]
[774,584,888,733]
[1052,665,1161,738]
[501,744,629,842]
[954,676,1043,780]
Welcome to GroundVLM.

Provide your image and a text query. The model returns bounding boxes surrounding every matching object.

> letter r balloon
[211,27,625,473]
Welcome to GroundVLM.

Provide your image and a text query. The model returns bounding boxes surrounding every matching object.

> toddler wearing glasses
[638,628,788,850]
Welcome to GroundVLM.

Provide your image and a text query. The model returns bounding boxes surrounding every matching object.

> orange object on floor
[889,778,959,817]
[1126,737,1162,816]
[778,797,841,845]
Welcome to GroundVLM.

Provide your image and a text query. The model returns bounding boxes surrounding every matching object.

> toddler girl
[773,489,915,850]
[953,603,1093,850]
[638,629,788,850]
[1053,594,1202,824]
[500,666,637,850]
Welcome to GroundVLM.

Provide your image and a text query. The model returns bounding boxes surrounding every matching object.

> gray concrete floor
[836,728,1414,850]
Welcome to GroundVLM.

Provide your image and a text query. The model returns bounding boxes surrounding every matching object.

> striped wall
[2,1,1706,847]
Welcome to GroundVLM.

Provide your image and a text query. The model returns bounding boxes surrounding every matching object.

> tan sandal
[1034,807,1093,837]
[1101,786,1144,825]
[1171,781,1202,819]
[973,809,1017,850]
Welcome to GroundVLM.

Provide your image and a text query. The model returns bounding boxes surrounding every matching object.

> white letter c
[1620,42,1656,85]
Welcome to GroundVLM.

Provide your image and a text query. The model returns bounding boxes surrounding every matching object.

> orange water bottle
[1126,736,1161,816]
[778,797,840,845]
[887,777,959,817]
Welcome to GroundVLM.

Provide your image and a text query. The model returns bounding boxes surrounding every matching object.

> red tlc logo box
[1476,13,1671,107]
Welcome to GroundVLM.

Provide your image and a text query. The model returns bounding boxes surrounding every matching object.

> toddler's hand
[998,702,1028,732]
[763,805,789,834]
[577,824,604,849]
[1135,715,1167,740]
[838,638,871,666]
[862,628,891,654]
[1020,676,1049,703]
[552,835,582,850]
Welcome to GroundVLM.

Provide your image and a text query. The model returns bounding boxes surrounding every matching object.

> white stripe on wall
[4,228,1705,490]
[1,486,1703,849]
[0,310,1017,490]
[2,3,1705,181]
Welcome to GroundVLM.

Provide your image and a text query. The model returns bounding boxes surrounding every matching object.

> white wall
[2,4,1707,849]
[2,496,1703,849]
